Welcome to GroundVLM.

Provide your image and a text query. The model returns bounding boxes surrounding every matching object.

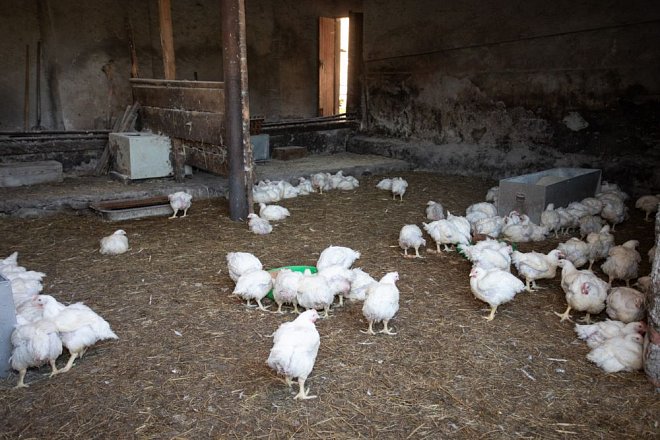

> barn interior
[1,1,659,438]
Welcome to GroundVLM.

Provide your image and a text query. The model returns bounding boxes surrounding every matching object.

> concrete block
[109,132,173,180]
[0,274,16,378]
[0,160,63,187]
[252,134,270,161]
[271,146,307,161]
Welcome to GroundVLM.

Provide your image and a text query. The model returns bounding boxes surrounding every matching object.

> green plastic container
[266,265,317,300]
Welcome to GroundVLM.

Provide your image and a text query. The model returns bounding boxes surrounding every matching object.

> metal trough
[497,168,602,224]
[0,274,16,378]
[90,196,173,221]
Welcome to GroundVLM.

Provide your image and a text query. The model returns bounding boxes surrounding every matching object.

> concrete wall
[360,0,660,193]
[246,0,361,120]
[0,0,360,132]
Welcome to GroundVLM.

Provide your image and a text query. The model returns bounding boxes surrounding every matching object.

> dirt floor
[0,171,658,439]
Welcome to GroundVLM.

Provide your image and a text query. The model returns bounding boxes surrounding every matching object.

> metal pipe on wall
[24,45,30,132]
[222,0,252,221]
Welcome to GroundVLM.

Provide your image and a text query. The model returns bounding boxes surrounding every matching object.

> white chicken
[37,295,118,374]
[267,309,321,400]
[466,202,498,219]
[253,182,281,204]
[376,178,393,191]
[556,207,579,235]
[423,219,470,252]
[296,177,314,195]
[226,252,263,283]
[425,201,445,221]
[485,186,499,204]
[361,272,400,335]
[469,266,525,321]
[585,225,615,270]
[273,269,304,313]
[311,172,331,194]
[633,276,651,294]
[601,240,641,286]
[555,260,608,323]
[580,197,604,216]
[296,269,334,317]
[566,201,591,219]
[460,239,512,272]
[634,194,659,221]
[232,269,273,311]
[10,318,63,388]
[501,223,549,242]
[511,249,563,292]
[575,320,646,349]
[586,333,643,373]
[540,204,561,238]
[447,212,472,240]
[605,287,645,323]
[598,193,627,230]
[168,191,193,219]
[473,216,505,238]
[99,229,129,255]
[347,268,377,301]
[316,246,360,271]
[398,224,426,258]
[318,265,355,306]
[579,215,604,238]
[248,213,273,235]
[599,181,629,200]
[557,237,591,268]
[277,180,300,199]
[390,177,408,201]
[259,203,290,222]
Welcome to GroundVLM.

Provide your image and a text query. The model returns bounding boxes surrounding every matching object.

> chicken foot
[361,321,376,335]
[443,244,454,252]
[379,320,397,335]
[293,377,317,400]
[168,209,179,219]
[256,299,270,312]
[484,305,498,321]
[182,208,188,218]
[554,306,573,322]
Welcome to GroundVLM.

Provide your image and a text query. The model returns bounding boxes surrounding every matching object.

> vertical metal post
[222,0,252,221]
[0,275,17,378]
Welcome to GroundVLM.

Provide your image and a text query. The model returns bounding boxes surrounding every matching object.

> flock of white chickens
[226,245,399,400]
[4,171,657,397]
[395,182,657,375]
[1,252,118,388]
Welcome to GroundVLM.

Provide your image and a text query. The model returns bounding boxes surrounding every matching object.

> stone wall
[360,0,660,194]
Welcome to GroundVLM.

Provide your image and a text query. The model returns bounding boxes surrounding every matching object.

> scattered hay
[0,171,657,439]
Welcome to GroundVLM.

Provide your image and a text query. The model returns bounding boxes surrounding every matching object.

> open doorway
[318,17,349,116]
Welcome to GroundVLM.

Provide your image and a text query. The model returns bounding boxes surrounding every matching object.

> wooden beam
[222,0,252,221]
[158,0,176,80]
[140,106,224,144]
[132,84,224,112]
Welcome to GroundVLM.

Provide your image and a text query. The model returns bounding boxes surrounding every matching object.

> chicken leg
[361,320,376,335]
[554,305,573,322]
[414,246,422,258]
[379,320,397,335]
[48,359,59,378]
[579,313,593,324]
[15,369,28,388]
[168,209,179,219]
[57,351,80,374]
[484,305,498,321]
[443,244,453,252]
[182,208,189,218]
[293,377,316,400]
[256,298,270,312]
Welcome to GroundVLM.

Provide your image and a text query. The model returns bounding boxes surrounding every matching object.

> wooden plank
[180,139,228,176]
[347,12,363,116]
[158,0,176,80]
[130,78,223,89]
[132,85,224,112]
[0,138,106,155]
[141,106,224,144]
[318,17,337,116]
